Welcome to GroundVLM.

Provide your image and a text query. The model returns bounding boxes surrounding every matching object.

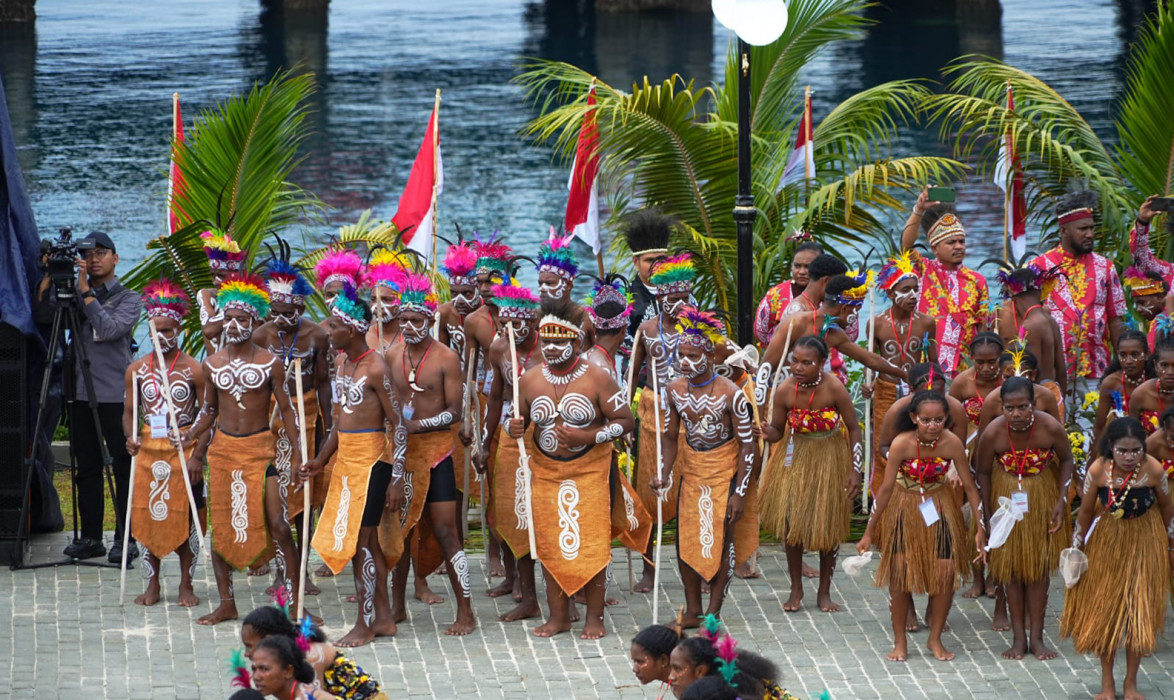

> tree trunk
[0,0,36,22]
[596,0,710,12]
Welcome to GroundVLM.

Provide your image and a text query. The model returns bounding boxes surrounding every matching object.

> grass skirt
[988,466,1068,584]
[874,482,970,595]
[1060,506,1168,657]
[758,426,851,551]
[869,378,898,496]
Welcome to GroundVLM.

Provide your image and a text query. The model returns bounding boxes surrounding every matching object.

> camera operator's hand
[74,256,91,295]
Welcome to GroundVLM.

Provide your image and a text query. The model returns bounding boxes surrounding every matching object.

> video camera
[40,227,95,299]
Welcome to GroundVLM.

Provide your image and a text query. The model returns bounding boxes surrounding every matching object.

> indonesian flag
[565,87,601,254]
[392,99,443,262]
[995,83,1027,259]
[168,93,186,235]
[780,88,814,187]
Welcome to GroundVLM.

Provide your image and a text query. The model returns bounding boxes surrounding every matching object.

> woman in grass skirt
[1061,417,1174,700]
[756,335,863,614]
[857,390,985,663]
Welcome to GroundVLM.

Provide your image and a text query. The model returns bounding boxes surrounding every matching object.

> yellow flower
[1082,391,1099,411]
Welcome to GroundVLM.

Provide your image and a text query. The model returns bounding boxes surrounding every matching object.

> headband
[927,213,966,246]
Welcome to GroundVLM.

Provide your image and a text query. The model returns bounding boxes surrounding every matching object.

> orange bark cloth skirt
[207,429,275,571]
[676,439,739,582]
[758,424,852,551]
[529,439,613,595]
[874,478,971,595]
[635,389,684,523]
[869,377,899,496]
[987,463,1069,584]
[311,430,387,575]
[131,430,196,558]
[1060,504,1169,657]
[377,426,456,568]
[491,426,533,559]
[610,453,653,553]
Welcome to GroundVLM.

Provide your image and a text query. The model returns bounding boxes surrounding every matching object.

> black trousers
[69,401,132,541]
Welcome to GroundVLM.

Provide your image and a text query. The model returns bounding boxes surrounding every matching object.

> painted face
[1135,293,1165,320]
[541,339,575,366]
[268,301,301,331]
[1111,436,1145,471]
[1157,350,1174,391]
[151,317,180,354]
[912,400,948,441]
[789,345,823,384]
[668,646,705,699]
[660,293,689,319]
[538,271,569,301]
[451,284,480,314]
[889,278,920,311]
[972,345,1001,383]
[326,317,351,349]
[1118,339,1148,377]
[1001,390,1033,431]
[372,286,400,323]
[677,344,709,379]
[506,319,531,345]
[630,643,667,686]
[323,281,344,306]
[400,312,430,345]
[249,647,290,696]
[224,309,255,344]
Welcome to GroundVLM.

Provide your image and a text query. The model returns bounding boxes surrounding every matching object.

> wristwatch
[81,290,96,300]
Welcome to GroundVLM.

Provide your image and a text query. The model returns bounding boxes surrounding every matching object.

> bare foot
[1095,682,1116,700]
[633,571,655,593]
[817,592,841,613]
[532,619,572,638]
[990,609,1010,632]
[134,583,161,607]
[580,617,606,639]
[927,638,955,661]
[1123,679,1144,700]
[499,600,541,622]
[315,563,334,578]
[905,608,921,632]
[675,613,703,630]
[801,562,819,579]
[489,558,506,578]
[373,618,398,638]
[734,562,761,579]
[335,625,375,648]
[604,596,619,606]
[391,607,407,624]
[445,612,477,636]
[177,585,200,608]
[886,641,908,662]
[1029,639,1058,661]
[248,563,270,576]
[961,580,984,599]
[782,589,803,613]
[197,601,238,626]
[343,594,358,604]
[569,602,581,623]
[303,579,321,596]
[1001,639,1027,660]
[414,580,445,605]
[486,579,515,598]
[985,581,997,598]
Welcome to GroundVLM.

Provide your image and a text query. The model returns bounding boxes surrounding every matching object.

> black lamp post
[733,38,756,346]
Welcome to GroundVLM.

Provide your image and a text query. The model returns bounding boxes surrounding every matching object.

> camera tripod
[9,281,122,570]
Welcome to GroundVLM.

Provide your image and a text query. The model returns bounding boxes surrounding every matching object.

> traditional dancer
[974,377,1075,661]
[858,391,984,662]
[196,228,246,354]
[1127,338,1174,435]
[630,625,678,692]
[1030,190,1126,381]
[181,274,306,625]
[652,309,755,627]
[900,186,989,377]
[621,209,673,337]
[1144,405,1174,483]
[753,239,823,345]
[535,229,594,349]
[977,349,1063,430]
[992,262,1066,393]
[1061,417,1174,700]
[123,280,205,607]
[436,240,481,369]
[314,248,367,308]
[366,249,410,354]
[756,335,863,613]
[1092,329,1151,449]
[475,278,542,617]
[771,253,852,383]
[1122,266,1168,327]
[384,273,477,636]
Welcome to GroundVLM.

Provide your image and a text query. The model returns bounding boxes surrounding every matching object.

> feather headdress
[330,282,370,333]
[265,260,313,306]
[217,273,270,320]
[368,249,411,295]
[296,616,316,654]
[676,308,724,351]
[536,228,579,280]
[201,228,246,272]
[314,248,367,291]
[492,278,540,320]
[585,274,633,331]
[623,209,672,257]
[142,279,191,322]
[443,241,479,286]
[832,269,874,307]
[649,253,695,296]
[1123,266,1166,297]
[877,251,921,292]
[228,648,252,689]
[473,231,512,277]
[399,273,439,316]
[538,313,581,341]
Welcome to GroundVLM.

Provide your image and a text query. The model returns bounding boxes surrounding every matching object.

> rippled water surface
[0,0,1148,277]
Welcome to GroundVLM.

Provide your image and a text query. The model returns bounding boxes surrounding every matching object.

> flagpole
[168,92,180,234]
[429,89,441,278]
[1002,81,1011,263]
[803,86,813,182]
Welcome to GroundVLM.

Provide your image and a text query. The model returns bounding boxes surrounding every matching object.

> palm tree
[123,69,325,352]
[517,0,965,313]
[924,1,1174,259]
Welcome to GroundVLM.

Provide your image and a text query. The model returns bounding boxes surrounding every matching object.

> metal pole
[733,38,757,346]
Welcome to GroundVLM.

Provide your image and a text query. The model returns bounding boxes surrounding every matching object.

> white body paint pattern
[669,390,731,449]
[642,330,681,388]
[336,374,368,415]
[698,484,715,558]
[332,475,351,551]
[136,365,197,425]
[513,458,529,530]
[148,460,172,521]
[451,550,472,598]
[557,480,581,560]
[230,470,249,544]
[360,546,376,626]
[399,473,415,527]
[623,487,639,531]
[209,356,276,409]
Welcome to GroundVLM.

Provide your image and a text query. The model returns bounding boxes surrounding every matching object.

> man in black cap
[47,232,143,561]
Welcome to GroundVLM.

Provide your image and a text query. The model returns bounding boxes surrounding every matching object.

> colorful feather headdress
[877,251,921,292]
[217,273,270,320]
[443,241,479,286]
[1123,266,1165,297]
[141,279,191,323]
[265,260,313,306]
[649,253,695,296]
[314,248,367,291]
[585,274,634,331]
[201,229,246,272]
[473,231,512,277]
[697,614,739,687]
[833,269,874,307]
[330,282,370,333]
[227,648,252,689]
[491,278,540,320]
[676,308,724,351]
[536,228,579,280]
[399,273,439,316]
[368,249,411,297]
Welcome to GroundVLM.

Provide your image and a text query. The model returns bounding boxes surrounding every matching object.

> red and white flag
[167,92,186,235]
[392,96,443,262]
[995,83,1027,259]
[780,87,814,187]
[565,86,601,254]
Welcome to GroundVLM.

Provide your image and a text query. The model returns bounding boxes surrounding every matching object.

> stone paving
[4,531,1174,699]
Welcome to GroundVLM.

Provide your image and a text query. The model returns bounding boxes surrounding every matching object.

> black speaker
[0,321,28,559]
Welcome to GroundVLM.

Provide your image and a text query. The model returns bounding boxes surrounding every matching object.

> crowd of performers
[123,186,1174,700]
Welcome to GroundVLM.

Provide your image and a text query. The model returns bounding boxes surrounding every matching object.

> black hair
[353,298,374,324]
[681,676,739,700]
[920,203,958,234]
[907,362,946,391]
[1054,189,1098,220]
[632,625,680,660]
[674,637,719,675]
[807,254,848,283]
[726,649,779,698]
[624,209,674,254]
[792,335,829,361]
[999,348,1039,372]
[1099,416,1147,461]
[228,691,266,700]
[896,390,951,434]
[969,331,1005,356]
[823,275,858,304]
[1000,376,1035,404]
[242,606,326,644]
[255,636,316,685]
[1102,329,1152,380]
[794,241,824,256]
[1160,404,1174,431]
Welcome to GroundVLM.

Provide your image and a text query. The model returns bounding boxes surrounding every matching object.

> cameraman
[38,232,142,562]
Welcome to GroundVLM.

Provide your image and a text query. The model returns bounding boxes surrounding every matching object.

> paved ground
[4,532,1174,699]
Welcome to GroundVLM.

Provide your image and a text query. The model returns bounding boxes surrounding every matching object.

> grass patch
[52,467,119,532]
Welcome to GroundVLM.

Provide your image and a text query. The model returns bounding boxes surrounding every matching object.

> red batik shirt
[915,256,989,378]
[1031,246,1126,378]
[754,280,794,346]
